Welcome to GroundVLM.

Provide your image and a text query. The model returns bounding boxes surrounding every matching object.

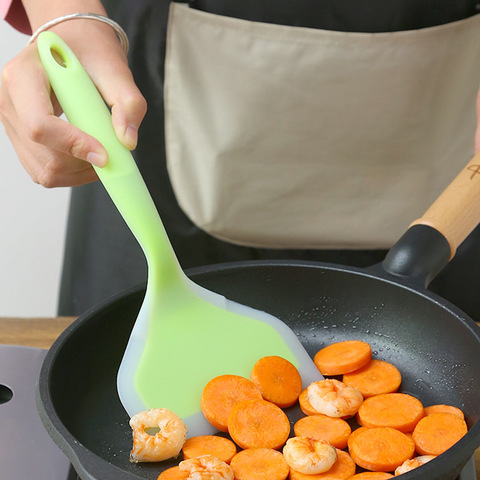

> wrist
[21,0,107,32]
[28,13,129,55]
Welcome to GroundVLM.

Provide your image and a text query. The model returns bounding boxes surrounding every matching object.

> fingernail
[124,124,138,149]
[87,151,108,168]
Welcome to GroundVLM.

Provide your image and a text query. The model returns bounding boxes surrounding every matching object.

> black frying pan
[37,259,480,480]
[37,158,480,479]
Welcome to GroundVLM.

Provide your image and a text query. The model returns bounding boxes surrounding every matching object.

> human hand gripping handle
[1,11,146,188]
[37,31,179,276]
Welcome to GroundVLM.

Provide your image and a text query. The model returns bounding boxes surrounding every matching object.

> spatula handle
[37,32,180,275]
[410,150,480,259]
[383,150,480,285]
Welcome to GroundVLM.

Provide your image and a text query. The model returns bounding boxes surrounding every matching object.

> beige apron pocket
[164,3,480,249]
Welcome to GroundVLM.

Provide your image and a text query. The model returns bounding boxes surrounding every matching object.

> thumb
[92,56,147,150]
[110,84,147,150]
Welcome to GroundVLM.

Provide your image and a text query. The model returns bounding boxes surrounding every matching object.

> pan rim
[37,259,480,480]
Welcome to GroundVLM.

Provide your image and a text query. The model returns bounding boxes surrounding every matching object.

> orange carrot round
[348,426,415,472]
[289,472,342,480]
[156,466,189,480]
[348,473,394,479]
[412,412,468,456]
[424,404,465,420]
[294,414,351,449]
[230,448,290,480]
[227,398,291,450]
[201,374,263,432]
[298,388,318,416]
[181,435,237,463]
[347,426,370,451]
[323,449,356,479]
[250,355,303,408]
[356,393,424,433]
[342,359,402,398]
[288,450,355,479]
[314,340,372,375]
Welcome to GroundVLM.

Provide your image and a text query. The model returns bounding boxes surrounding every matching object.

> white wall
[0,23,70,317]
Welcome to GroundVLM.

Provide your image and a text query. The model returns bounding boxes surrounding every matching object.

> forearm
[21,0,107,31]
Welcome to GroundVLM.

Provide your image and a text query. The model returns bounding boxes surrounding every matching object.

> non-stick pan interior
[38,261,480,480]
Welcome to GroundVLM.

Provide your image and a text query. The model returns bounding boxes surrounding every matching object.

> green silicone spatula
[38,32,322,437]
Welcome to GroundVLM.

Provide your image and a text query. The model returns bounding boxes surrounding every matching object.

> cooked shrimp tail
[179,454,234,479]
[306,379,363,418]
[394,455,436,476]
[283,436,338,475]
[129,408,187,462]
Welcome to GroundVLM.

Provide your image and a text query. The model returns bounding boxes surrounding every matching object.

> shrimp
[129,408,187,462]
[394,455,436,476]
[306,378,363,418]
[179,454,234,480]
[283,436,337,475]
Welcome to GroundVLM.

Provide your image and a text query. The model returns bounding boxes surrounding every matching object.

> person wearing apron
[2,0,480,320]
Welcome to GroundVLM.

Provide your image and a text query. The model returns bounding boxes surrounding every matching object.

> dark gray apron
[58,0,480,321]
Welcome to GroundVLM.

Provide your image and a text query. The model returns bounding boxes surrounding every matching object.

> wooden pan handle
[410,151,480,259]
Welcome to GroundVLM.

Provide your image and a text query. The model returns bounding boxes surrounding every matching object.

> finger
[110,88,147,151]
[3,46,108,167]
[26,114,108,168]
[1,79,98,186]
[3,118,98,187]
[86,53,147,150]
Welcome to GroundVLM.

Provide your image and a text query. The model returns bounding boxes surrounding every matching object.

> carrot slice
[347,426,370,451]
[250,355,303,408]
[342,359,402,398]
[323,449,356,479]
[412,412,468,456]
[227,398,291,450]
[156,466,189,480]
[181,435,237,463]
[348,426,415,472]
[424,404,465,420]
[289,471,341,480]
[298,388,318,416]
[288,450,356,479]
[294,414,351,449]
[201,374,263,432]
[230,448,290,480]
[348,473,394,479]
[356,393,424,433]
[314,340,372,375]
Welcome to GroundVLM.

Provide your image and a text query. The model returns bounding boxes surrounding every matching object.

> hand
[0,19,146,187]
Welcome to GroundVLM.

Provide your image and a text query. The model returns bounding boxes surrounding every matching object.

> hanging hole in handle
[0,384,13,405]
[50,47,68,68]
